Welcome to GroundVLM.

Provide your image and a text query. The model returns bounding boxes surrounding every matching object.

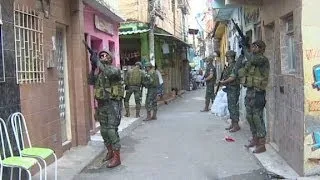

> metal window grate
[14,3,44,84]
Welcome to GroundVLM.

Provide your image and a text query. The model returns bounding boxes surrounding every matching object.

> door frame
[56,24,72,144]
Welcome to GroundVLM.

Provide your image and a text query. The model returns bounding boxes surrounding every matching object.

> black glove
[90,52,99,66]
[91,61,97,71]
[125,85,128,90]
[239,37,250,48]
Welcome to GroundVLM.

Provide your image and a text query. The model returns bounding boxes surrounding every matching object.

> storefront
[119,22,149,71]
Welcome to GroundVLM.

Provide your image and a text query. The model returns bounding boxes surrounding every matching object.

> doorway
[56,26,71,144]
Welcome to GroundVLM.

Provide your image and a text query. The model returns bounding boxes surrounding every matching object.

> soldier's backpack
[128,68,142,86]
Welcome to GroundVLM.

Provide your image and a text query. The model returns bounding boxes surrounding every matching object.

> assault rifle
[214,65,227,98]
[82,40,99,68]
[231,19,250,52]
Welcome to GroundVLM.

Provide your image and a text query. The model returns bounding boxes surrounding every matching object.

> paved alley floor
[75,88,270,180]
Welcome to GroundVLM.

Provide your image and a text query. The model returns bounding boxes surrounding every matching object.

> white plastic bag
[211,88,229,117]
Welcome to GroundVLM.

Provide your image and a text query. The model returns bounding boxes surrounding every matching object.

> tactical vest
[224,63,239,86]
[95,68,124,101]
[94,72,111,100]
[239,63,269,90]
[128,68,142,86]
[144,70,159,88]
[205,64,216,84]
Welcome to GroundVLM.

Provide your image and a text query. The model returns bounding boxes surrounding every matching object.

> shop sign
[94,15,114,35]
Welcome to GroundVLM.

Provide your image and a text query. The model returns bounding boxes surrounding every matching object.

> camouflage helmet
[145,62,153,67]
[99,49,113,60]
[135,62,142,67]
[225,50,236,57]
[252,40,266,50]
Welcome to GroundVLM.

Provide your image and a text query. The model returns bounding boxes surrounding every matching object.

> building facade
[83,0,124,134]
[118,0,191,101]
[0,0,123,170]
[210,0,320,176]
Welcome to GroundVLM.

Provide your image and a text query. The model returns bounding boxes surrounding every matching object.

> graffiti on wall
[309,101,320,111]
[244,7,260,25]
[305,49,320,61]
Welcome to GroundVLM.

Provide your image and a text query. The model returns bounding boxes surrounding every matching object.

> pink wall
[84,4,120,67]
[84,4,121,132]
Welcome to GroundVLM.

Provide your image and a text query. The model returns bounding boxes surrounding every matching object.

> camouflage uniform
[88,50,124,167]
[201,57,216,112]
[124,62,145,117]
[143,62,159,120]
[223,51,241,132]
[239,40,270,153]
[89,61,123,150]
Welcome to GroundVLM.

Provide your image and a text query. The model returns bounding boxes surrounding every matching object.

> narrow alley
[75,89,269,180]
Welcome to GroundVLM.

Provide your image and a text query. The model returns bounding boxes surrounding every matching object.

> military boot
[229,121,240,133]
[253,138,266,153]
[136,111,140,118]
[136,104,141,118]
[102,145,113,162]
[244,136,258,148]
[151,110,157,120]
[124,108,130,117]
[143,111,152,121]
[107,150,121,168]
[200,101,210,112]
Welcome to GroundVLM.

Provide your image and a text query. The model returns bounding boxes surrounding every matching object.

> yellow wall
[155,0,185,40]
[302,0,320,174]
[219,26,228,66]
[119,0,149,23]
[119,0,185,40]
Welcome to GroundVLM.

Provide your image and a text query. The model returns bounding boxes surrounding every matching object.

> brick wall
[17,0,91,158]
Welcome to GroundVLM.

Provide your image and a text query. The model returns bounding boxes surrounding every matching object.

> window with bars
[14,3,44,84]
[286,15,296,73]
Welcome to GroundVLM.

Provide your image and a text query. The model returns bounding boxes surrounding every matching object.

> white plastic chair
[0,117,42,180]
[10,112,57,180]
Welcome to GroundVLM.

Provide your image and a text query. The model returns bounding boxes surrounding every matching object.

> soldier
[124,62,144,118]
[201,56,217,112]
[239,40,270,153]
[219,50,241,132]
[88,49,124,168]
[143,62,160,121]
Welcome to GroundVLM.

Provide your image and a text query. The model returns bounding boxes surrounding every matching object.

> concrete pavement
[32,90,183,180]
[76,89,269,180]
[34,88,317,180]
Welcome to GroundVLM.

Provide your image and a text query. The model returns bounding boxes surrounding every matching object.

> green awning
[119,29,149,35]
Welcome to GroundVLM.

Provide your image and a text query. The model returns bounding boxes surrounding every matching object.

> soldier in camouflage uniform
[143,62,160,121]
[124,62,145,118]
[88,49,124,168]
[201,56,217,112]
[220,50,241,132]
[239,40,269,153]
[242,40,269,153]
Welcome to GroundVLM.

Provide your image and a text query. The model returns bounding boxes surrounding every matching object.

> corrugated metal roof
[119,29,149,35]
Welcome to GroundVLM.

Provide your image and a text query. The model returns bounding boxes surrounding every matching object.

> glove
[90,52,99,66]
[239,39,247,48]
[125,85,128,90]
[91,61,97,71]
[239,37,250,48]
